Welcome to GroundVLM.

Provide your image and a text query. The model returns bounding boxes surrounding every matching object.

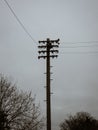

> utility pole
[38,38,60,130]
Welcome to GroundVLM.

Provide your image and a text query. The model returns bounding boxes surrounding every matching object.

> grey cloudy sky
[0,0,98,130]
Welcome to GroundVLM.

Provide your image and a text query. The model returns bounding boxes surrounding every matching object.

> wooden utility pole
[38,38,60,130]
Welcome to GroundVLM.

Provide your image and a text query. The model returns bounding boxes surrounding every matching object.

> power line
[60,51,98,54]
[61,41,98,44]
[59,43,98,54]
[2,0,98,47]
[60,45,98,48]
[3,0,37,43]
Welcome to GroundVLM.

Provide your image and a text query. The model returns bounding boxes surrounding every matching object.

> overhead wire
[61,41,98,44]
[60,45,98,48]
[60,41,98,54]
[60,51,98,54]
[3,0,37,43]
[2,0,98,52]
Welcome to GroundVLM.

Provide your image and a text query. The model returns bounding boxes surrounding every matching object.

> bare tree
[60,112,98,130]
[0,75,44,130]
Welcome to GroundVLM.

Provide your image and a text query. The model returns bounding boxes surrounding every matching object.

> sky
[0,0,98,130]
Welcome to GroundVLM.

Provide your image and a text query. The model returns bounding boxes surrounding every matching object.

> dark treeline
[0,75,44,130]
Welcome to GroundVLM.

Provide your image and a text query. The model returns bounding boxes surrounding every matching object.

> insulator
[38,56,40,59]
[51,41,54,43]
[55,39,60,43]
[43,41,46,44]
[38,51,41,54]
